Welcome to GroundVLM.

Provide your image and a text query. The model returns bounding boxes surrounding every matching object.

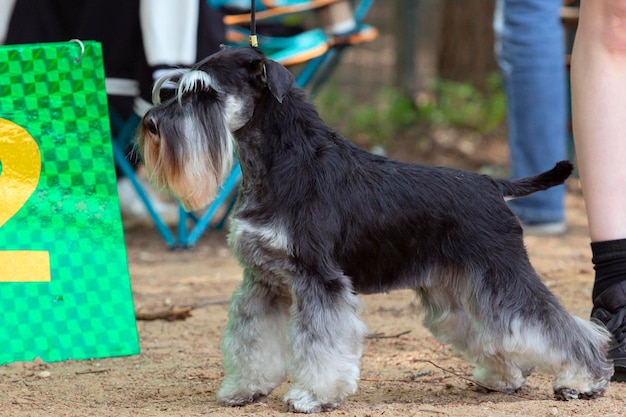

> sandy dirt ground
[2,176,626,416]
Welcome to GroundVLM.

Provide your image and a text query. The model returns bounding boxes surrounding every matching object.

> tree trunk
[437,0,497,87]
[392,0,419,98]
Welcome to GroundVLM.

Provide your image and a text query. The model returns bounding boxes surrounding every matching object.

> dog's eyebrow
[151,68,221,105]
[152,68,186,104]
[177,70,220,102]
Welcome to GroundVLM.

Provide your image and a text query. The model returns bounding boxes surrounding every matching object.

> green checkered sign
[0,41,139,363]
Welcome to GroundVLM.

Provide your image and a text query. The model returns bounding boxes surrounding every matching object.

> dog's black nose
[144,117,158,136]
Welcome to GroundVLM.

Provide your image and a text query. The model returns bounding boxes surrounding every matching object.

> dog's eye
[159,88,176,103]
[144,117,158,136]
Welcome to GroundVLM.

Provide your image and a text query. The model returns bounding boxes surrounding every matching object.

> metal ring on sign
[69,39,85,63]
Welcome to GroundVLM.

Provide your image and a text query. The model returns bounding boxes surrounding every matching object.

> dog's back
[234,76,572,295]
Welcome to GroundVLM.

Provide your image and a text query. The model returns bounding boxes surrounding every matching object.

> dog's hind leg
[474,270,613,400]
[549,316,614,400]
[420,266,614,399]
[471,311,612,399]
[218,268,291,407]
[418,286,529,394]
[284,275,368,413]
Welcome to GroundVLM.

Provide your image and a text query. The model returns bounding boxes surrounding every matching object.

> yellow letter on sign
[0,118,50,282]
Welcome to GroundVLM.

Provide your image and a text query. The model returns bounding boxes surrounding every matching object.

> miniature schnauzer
[137,46,613,413]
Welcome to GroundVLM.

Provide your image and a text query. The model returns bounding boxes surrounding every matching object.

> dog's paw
[287,401,338,414]
[554,386,606,401]
[287,400,338,414]
[554,387,581,401]
[472,367,524,395]
[284,388,339,413]
[217,387,267,407]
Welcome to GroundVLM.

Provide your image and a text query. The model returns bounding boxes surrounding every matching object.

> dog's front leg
[218,269,290,406]
[284,275,367,413]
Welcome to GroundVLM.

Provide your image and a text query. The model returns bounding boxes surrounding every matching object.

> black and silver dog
[137,46,613,413]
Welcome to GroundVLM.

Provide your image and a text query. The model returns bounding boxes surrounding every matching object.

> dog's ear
[256,58,294,103]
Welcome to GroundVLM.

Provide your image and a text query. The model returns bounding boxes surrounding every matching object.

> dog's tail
[494,160,574,198]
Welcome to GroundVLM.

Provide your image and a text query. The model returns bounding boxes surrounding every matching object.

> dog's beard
[140,103,234,211]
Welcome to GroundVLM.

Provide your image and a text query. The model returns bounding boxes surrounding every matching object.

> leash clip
[249,34,258,48]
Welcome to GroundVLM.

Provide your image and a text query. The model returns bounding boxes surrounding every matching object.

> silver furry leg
[284,286,367,413]
[418,281,613,399]
[218,270,291,406]
[417,286,528,392]
[551,317,613,400]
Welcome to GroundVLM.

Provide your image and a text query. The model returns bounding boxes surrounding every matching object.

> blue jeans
[494,0,567,223]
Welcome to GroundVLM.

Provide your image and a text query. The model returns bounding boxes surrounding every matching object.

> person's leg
[572,0,626,242]
[571,0,626,380]
[494,0,567,233]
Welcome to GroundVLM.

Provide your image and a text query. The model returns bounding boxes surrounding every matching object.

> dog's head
[136,46,295,210]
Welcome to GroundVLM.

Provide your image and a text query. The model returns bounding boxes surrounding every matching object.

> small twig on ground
[416,409,447,415]
[191,299,230,308]
[415,359,479,387]
[135,306,193,321]
[135,298,230,321]
[366,330,411,339]
[414,359,552,400]
[363,359,552,400]
[75,369,110,375]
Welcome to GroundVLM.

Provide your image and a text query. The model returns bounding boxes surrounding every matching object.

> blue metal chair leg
[110,108,241,248]
[111,139,177,247]
[177,162,242,247]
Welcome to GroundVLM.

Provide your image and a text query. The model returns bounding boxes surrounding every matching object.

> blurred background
[313,0,573,177]
[0,0,579,237]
